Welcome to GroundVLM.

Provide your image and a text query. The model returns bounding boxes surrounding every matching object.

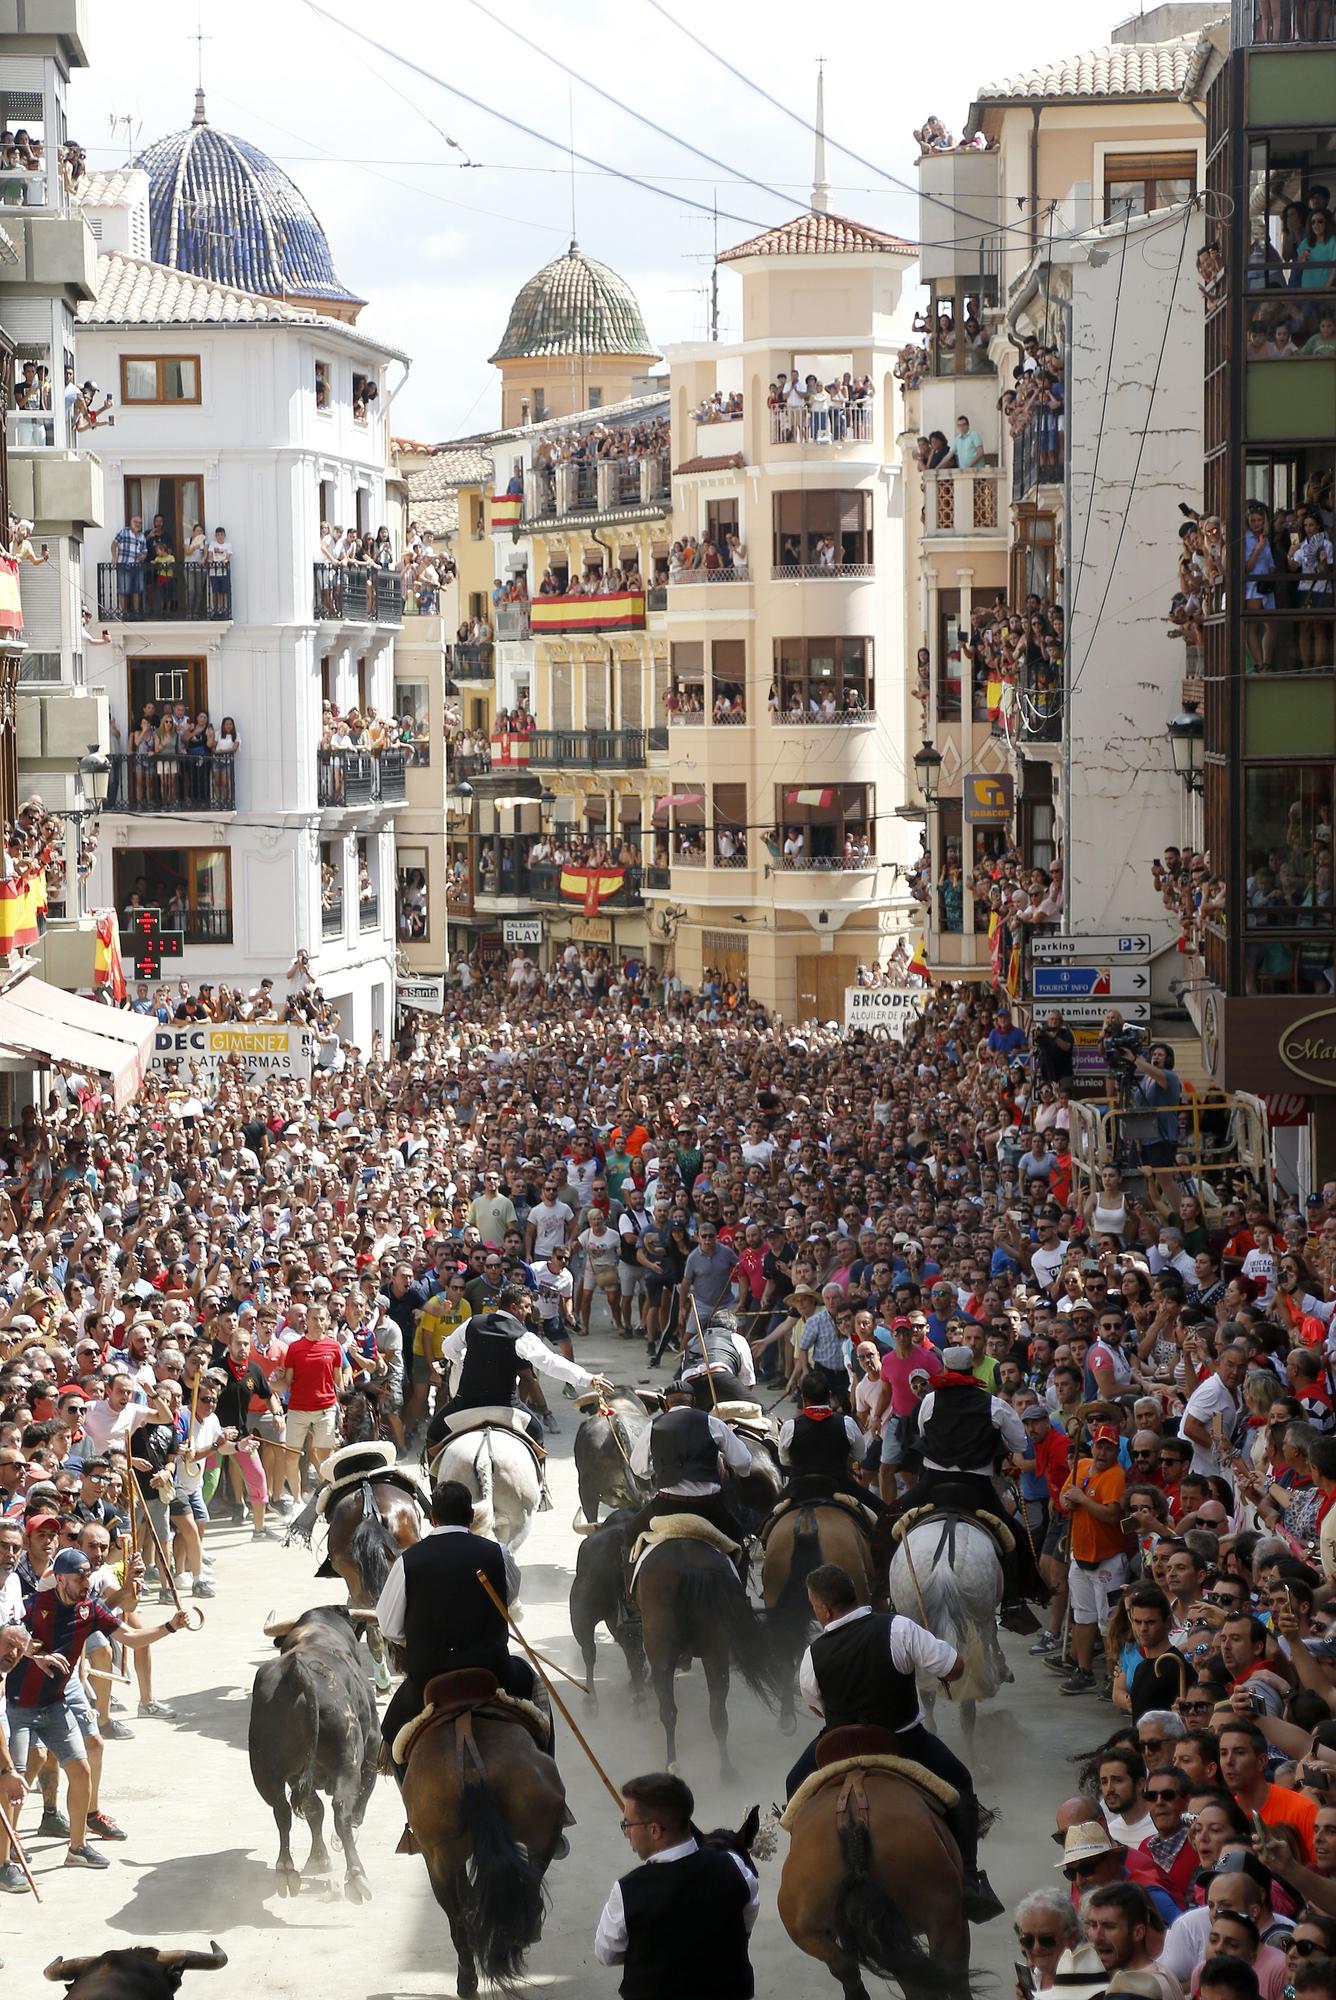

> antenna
[189,0,212,123]
[679,191,721,342]
[108,111,142,158]
[567,83,577,243]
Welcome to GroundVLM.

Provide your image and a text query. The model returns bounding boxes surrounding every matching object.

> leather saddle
[760,1492,878,1547]
[891,1497,1015,1560]
[816,1723,899,1767]
[433,1406,547,1469]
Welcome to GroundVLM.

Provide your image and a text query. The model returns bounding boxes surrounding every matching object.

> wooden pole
[690,1297,720,1413]
[475,1569,621,1809]
[898,1527,954,1701]
[0,1794,39,1900]
[133,1491,205,1631]
[123,1463,138,1560]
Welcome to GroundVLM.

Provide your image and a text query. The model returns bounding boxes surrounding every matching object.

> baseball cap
[1021,1405,1050,1424]
[1091,1424,1120,1444]
[52,1548,90,1576]
[25,1512,61,1532]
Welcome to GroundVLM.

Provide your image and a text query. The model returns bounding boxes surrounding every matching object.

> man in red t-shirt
[272,1303,350,1501]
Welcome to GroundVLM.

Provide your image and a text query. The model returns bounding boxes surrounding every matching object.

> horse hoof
[511,1602,524,1623]
[275,1869,300,1898]
[457,1969,479,1999]
[779,1711,797,1737]
[668,1760,681,1777]
[344,1872,371,1904]
[583,1692,598,1713]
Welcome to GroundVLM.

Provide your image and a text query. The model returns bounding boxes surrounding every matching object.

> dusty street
[3,1320,1106,1996]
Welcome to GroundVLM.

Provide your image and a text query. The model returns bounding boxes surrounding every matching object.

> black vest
[679,1328,737,1376]
[785,1409,851,1480]
[809,1612,920,1733]
[650,1405,720,1489]
[919,1378,998,1471]
[401,1530,508,1686]
[455,1325,525,1408]
[618,1845,753,2000]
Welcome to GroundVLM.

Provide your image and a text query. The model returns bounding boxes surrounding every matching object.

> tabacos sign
[1278,1008,1336,1088]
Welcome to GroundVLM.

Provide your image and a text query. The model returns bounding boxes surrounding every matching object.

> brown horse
[325,1478,423,1692]
[635,1537,786,1778]
[761,1504,878,1732]
[779,1767,972,2000]
[402,1702,566,1998]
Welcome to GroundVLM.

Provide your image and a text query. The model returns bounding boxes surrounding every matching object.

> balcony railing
[644,865,671,890]
[158,908,232,945]
[772,707,876,727]
[521,455,669,523]
[451,643,495,681]
[1011,423,1064,501]
[924,470,1000,535]
[312,563,405,624]
[667,702,706,726]
[322,896,344,939]
[773,853,876,871]
[360,893,379,930]
[317,749,407,807]
[450,752,492,783]
[668,568,749,586]
[495,604,532,642]
[98,560,233,623]
[647,586,668,611]
[647,726,668,752]
[770,563,874,582]
[526,729,647,769]
[106,753,236,812]
[769,404,875,446]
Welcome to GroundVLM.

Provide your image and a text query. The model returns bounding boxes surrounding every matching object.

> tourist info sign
[1030,964,1150,1000]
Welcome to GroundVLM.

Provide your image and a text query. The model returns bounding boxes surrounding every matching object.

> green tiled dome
[490,239,657,364]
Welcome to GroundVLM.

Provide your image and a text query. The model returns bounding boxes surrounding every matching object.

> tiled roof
[79,251,321,327]
[674,453,745,475]
[73,168,145,208]
[974,35,1201,102]
[491,238,658,362]
[719,209,916,264]
[418,445,495,487]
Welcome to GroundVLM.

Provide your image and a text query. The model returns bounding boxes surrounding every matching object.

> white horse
[432,1424,541,1554]
[889,1515,1011,1757]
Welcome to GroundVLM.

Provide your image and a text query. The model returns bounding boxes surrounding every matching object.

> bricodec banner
[843,988,926,1040]
[150,1023,312,1082]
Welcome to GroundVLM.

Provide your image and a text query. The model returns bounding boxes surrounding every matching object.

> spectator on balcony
[939,864,964,931]
[111,515,147,616]
[6,518,46,566]
[782,826,805,865]
[208,526,232,616]
[724,533,748,578]
[146,514,176,615]
[212,716,238,806]
[924,431,951,470]
[944,415,986,470]
[806,375,832,441]
[914,115,953,152]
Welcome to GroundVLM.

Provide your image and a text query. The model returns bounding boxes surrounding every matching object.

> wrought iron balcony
[312,563,404,624]
[106,753,236,812]
[317,748,408,807]
[98,560,233,622]
[525,729,646,769]
[322,896,344,938]
[450,643,495,681]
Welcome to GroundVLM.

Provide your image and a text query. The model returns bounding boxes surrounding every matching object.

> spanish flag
[560,866,625,915]
[489,731,531,767]
[530,592,646,634]
[93,911,127,1003]
[784,786,835,807]
[907,934,931,983]
[0,870,41,956]
[1005,939,1022,999]
[0,555,22,634]
[491,493,522,530]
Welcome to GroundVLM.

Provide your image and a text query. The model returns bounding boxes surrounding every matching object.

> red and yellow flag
[907,935,931,983]
[784,786,835,807]
[559,866,625,915]
[530,591,646,634]
[0,870,42,956]
[93,911,127,1003]
[0,556,22,634]
[491,493,522,529]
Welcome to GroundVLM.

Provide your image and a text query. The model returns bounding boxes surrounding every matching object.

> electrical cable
[460,0,793,213]
[1065,197,1134,632]
[296,0,774,231]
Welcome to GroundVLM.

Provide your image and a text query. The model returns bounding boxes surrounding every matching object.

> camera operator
[1103,1010,1183,1168]
[1032,1008,1075,1089]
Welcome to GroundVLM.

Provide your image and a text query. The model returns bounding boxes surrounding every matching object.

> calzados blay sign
[151,1024,312,1082]
[843,988,926,1040]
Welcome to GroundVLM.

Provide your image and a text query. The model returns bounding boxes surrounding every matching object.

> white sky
[70,0,1140,442]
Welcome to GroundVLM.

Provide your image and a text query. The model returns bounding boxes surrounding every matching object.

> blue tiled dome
[134,92,362,311]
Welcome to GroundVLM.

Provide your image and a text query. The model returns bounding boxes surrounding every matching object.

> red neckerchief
[1230,1660,1273,1689]
[938,1370,983,1391]
[1318,1485,1336,1532]
[802,1405,835,1422]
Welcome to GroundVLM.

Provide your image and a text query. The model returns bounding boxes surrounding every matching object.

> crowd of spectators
[109,704,238,809]
[1240,476,1333,671]
[693,391,742,423]
[535,564,644,598]
[318,702,398,758]
[1001,333,1066,481]
[400,523,454,616]
[1153,846,1228,959]
[530,416,669,482]
[767,370,875,443]
[912,115,993,154]
[668,534,747,579]
[924,835,1065,938]
[927,589,1065,741]
[1249,183,1335,290]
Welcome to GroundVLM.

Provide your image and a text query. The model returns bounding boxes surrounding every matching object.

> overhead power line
[296,0,773,231]
[461,0,793,213]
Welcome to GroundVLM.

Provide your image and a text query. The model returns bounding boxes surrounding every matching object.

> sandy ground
[2,1308,1107,1996]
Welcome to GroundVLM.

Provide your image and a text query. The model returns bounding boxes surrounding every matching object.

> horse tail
[471,1435,496,1538]
[767,1511,823,1647]
[677,1560,787,1705]
[462,1767,548,1989]
[348,1480,399,1604]
[834,1819,958,1994]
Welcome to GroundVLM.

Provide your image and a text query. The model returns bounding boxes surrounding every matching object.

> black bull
[248,1603,379,1902]
[43,1944,227,2000]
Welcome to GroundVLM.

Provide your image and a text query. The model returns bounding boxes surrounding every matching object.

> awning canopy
[0,978,155,1110]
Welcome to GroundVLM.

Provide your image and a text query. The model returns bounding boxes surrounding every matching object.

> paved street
[2,1319,1105,1995]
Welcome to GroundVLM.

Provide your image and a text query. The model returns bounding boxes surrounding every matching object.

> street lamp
[1166,704,1204,795]
[913,740,943,803]
[77,744,111,807]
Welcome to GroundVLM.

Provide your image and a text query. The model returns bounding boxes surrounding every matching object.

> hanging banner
[491,493,522,529]
[150,1023,312,1083]
[397,977,445,1015]
[844,988,927,1039]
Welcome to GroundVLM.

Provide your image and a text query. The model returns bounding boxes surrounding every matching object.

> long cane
[475,1570,621,1809]
[899,1527,955,1702]
[132,1486,205,1632]
[690,1298,721,1413]
[0,1794,39,1900]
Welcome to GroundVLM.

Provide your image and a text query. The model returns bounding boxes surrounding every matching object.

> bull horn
[346,1608,379,1620]
[44,1956,99,1981]
[262,1611,295,1638]
[155,1944,229,1973]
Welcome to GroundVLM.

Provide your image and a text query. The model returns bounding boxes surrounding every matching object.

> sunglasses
[1287,1940,1328,1958]
[1146,1787,1184,1802]
[1064,1858,1106,1881]
[1015,1932,1059,1950]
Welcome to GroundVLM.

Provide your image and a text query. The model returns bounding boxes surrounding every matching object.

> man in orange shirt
[1218,1720,1319,1863]
[1056,1423,1127,1697]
